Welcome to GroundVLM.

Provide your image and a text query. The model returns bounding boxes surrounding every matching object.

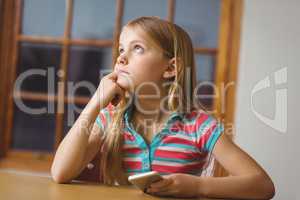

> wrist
[91,91,110,110]
[195,176,208,197]
[90,92,105,110]
[81,96,102,118]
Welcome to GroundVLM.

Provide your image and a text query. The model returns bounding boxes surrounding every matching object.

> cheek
[116,73,133,90]
[130,59,164,83]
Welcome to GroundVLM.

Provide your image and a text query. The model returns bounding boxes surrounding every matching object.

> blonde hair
[99,16,205,185]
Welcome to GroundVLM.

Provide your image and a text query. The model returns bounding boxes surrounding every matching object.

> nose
[117,54,128,65]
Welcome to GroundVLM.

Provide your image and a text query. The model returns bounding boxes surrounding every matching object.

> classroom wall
[235,0,299,199]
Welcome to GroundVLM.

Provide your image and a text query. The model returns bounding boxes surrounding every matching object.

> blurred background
[0,0,298,199]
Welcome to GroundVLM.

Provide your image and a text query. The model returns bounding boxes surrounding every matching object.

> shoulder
[187,110,224,152]
[182,109,216,127]
[170,109,221,133]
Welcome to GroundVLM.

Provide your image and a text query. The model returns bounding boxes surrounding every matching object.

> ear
[163,57,176,79]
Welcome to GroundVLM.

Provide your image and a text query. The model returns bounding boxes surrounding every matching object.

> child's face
[115,27,170,93]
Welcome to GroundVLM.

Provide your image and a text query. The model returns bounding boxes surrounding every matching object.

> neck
[132,83,170,122]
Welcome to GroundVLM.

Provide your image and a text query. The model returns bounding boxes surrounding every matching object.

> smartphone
[128,171,163,192]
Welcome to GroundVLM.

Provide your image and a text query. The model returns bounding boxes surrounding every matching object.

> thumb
[107,71,118,82]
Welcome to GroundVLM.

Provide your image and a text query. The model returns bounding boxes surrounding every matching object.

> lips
[117,69,129,75]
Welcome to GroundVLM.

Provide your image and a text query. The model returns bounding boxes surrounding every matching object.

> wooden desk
[0,170,227,200]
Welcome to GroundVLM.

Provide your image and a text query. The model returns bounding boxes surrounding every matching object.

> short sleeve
[196,114,224,152]
[95,103,114,132]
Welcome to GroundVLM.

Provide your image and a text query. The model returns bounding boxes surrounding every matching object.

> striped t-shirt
[96,102,224,176]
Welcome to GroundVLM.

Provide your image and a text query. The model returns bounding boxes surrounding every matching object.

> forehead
[118,26,166,58]
[119,27,148,45]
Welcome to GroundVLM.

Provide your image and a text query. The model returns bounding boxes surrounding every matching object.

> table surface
[0,170,228,200]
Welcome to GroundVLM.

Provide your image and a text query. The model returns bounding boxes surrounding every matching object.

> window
[0,0,243,177]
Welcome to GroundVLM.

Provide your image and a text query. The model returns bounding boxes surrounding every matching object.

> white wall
[235,0,299,199]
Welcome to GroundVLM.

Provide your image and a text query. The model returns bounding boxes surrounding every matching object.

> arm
[148,133,275,199]
[51,71,125,184]
[197,133,276,199]
[51,93,103,184]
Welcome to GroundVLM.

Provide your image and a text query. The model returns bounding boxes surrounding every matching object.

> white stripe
[157,145,198,153]
[123,143,140,149]
[123,157,142,162]
[166,134,196,142]
[152,160,204,167]
[198,120,217,139]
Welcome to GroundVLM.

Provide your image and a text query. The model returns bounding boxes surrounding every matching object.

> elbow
[50,164,72,184]
[257,174,276,200]
[51,173,70,184]
[263,179,276,200]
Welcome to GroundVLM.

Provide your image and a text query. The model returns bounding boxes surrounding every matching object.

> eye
[134,45,144,53]
[119,48,124,54]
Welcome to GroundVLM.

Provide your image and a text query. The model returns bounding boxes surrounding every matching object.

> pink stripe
[123,147,142,154]
[162,137,195,146]
[107,103,114,118]
[99,113,106,127]
[194,114,210,131]
[152,162,205,173]
[123,161,142,170]
[123,132,135,141]
[154,149,203,160]
[185,111,198,120]
[197,122,217,149]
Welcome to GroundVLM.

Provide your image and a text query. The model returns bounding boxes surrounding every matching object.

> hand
[94,71,126,108]
[146,173,201,198]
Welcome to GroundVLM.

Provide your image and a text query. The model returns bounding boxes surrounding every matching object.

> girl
[51,16,275,199]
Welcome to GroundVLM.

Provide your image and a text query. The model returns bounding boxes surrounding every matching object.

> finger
[115,82,126,92]
[151,190,176,197]
[107,71,118,81]
[161,174,173,180]
[147,184,171,194]
[150,178,173,189]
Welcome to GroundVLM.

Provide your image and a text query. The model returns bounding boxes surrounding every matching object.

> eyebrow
[118,40,145,47]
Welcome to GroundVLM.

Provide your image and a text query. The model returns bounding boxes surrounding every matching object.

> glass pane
[194,54,216,110]
[11,100,56,152]
[195,54,215,82]
[22,0,66,36]
[72,0,116,39]
[122,0,168,26]
[67,46,112,97]
[63,103,86,138]
[174,0,221,48]
[17,43,61,94]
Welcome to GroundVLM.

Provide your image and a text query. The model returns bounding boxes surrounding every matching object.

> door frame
[213,0,244,177]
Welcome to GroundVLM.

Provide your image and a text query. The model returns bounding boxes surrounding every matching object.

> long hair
[99,16,205,185]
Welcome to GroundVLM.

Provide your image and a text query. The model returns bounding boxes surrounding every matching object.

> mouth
[117,69,130,75]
